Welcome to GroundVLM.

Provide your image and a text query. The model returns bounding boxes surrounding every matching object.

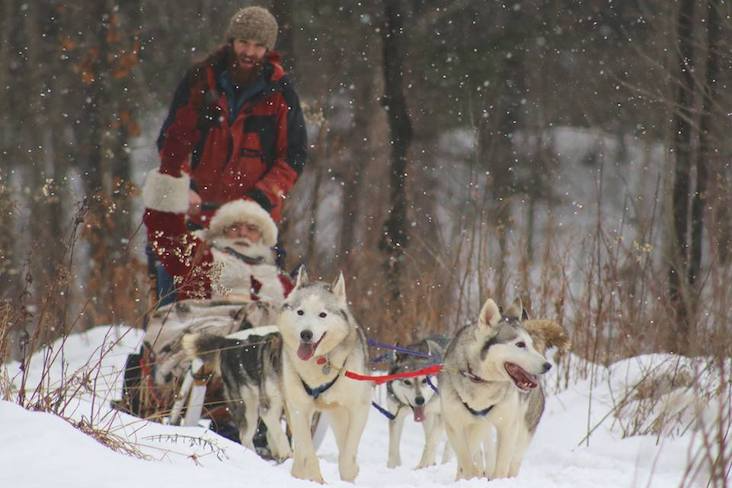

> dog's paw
[387,458,400,469]
[272,452,291,465]
[290,458,325,485]
[269,445,292,464]
[415,460,435,470]
[291,462,325,484]
[455,466,481,481]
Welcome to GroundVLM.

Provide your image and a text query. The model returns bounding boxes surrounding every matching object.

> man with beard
[142,173,292,303]
[148,6,306,304]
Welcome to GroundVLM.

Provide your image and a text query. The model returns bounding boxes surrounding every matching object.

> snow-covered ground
[1,326,723,488]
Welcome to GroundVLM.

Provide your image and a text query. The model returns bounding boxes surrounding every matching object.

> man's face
[232,39,267,72]
[223,221,263,245]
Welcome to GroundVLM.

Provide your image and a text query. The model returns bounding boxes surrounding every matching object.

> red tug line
[344,364,443,385]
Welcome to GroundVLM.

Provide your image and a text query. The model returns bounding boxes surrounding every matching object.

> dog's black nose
[415,396,425,406]
[542,362,552,373]
[300,330,313,342]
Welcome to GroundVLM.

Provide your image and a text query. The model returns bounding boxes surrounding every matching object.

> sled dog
[182,321,292,461]
[438,298,569,480]
[385,337,450,469]
[279,268,371,483]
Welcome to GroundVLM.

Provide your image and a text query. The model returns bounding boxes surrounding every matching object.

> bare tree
[379,0,413,316]
[667,0,696,351]
[271,0,296,75]
[689,0,721,287]
[339,46,378,271]
[77,0,118,328]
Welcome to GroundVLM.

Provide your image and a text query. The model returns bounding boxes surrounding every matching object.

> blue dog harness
[462,400,495,417]
[301,374,340,400]
[371,401,398,420]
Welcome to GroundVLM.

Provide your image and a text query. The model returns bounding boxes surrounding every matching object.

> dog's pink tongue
[297,342,316,361]
[413,406,425,423]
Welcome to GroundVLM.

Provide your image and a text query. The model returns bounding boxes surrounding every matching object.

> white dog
[279,269,372,483]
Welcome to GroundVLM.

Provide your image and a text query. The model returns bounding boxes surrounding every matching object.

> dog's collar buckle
[316,355,332,375]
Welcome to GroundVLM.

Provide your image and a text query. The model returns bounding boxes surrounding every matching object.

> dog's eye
[319,312,327,318]
[516,341,526,348]
[297,310,304,316]
[403,379,412,386]
[421,378,427,384]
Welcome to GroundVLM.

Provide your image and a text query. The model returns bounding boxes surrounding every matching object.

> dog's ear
[504,297,524,321]
[425,339,444,360]
[295,266,309,288]
[478,298,501,329]
[331,272,347,304]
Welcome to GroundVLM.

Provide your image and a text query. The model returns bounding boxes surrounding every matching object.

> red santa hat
[206,199,278,247]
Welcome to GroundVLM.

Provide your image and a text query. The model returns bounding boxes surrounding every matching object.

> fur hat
[225,6,278,50]
[207,199,278,247]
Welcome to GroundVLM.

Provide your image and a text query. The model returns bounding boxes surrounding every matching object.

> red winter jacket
[157,45,307,226]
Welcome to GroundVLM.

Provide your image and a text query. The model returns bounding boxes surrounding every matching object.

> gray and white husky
[279,268,372,483]
[439,297,568,480]
[385,337,450,469]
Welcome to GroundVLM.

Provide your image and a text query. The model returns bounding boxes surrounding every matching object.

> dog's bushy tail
[523,320,570,358]
[181,333,239,377]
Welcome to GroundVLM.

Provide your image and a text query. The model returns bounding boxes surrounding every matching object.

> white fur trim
[208,199,278,247]
[142,170,190,214]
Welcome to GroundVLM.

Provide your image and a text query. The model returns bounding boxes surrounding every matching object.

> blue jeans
[155,262,176,307]
[146,244,176,308]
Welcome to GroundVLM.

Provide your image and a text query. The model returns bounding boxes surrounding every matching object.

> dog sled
[114,297,328,457]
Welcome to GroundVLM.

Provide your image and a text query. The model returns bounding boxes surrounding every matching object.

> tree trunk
[305,120,329,271]
[306,166,323,271]
[667,0,696,352]
[0,0,20,299]
[271,0,296,75]
[481,3,526,307]
[339,67,375,270]
[81,0,114,328]
[379,0,413,316]
[689,0,720,288]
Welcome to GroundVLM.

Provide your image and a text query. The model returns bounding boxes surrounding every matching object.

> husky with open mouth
[439,297,568,480]
[278,268,371,483]
[385,337,451,469]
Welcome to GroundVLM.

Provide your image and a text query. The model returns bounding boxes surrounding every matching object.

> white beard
[209,236,275,265]
[208,237,284,304]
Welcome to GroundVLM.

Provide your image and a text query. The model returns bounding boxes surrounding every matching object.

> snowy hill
[0,326,722,488]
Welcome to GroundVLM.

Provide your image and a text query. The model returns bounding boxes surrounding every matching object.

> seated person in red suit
[142,168,293,305]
